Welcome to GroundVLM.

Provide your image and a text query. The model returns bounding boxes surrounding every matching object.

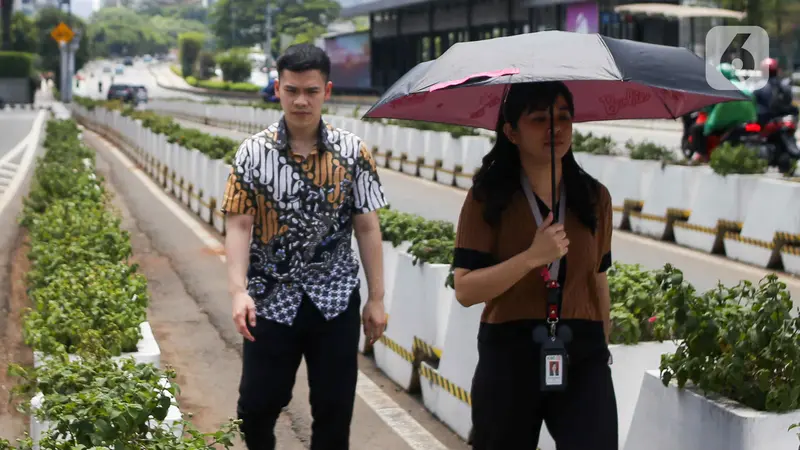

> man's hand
[362,298,386,344]
[232,291,257,342]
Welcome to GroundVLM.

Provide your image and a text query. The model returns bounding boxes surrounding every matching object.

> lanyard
[520,172,567,332]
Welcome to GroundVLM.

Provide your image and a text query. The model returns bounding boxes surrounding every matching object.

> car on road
[102,65,112,73]
[123,57,133,66]
[107,84,134,102]
[114,65,124,75]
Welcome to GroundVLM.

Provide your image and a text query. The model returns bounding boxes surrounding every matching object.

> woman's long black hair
[471,81,601,233]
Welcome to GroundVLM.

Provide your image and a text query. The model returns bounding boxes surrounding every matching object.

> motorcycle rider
[690,63,757,161]
[753,57,798,124]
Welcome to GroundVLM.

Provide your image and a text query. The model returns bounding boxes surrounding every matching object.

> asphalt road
[172,118,800,306]
[75,60,214,102]
[0,114,36,160]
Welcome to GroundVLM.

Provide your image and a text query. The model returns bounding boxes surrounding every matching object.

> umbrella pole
[549,105,557,218]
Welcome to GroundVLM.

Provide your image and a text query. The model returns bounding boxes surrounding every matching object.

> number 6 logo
[705,26,770,91]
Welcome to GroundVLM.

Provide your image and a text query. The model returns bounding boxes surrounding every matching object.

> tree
[210,0,339,51]
[0,11,38,52]
[87,7,207,57]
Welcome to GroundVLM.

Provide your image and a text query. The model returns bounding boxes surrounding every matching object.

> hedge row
[1,120,240,449]
[75,96,241,164]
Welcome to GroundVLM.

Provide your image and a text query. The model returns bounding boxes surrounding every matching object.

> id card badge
[540,343,569,392]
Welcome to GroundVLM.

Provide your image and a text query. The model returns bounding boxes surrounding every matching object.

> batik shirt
[221,117,387,325]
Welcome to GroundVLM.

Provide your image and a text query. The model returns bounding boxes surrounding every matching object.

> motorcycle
[759,114,799,173]
[681,110,766,162]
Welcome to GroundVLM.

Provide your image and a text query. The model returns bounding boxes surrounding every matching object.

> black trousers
[237,289,361,450]
[470,319,618,450]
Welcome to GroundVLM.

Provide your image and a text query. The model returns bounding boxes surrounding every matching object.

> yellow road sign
[50,22,74,44]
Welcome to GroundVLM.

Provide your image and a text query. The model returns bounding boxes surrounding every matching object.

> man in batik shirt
[222,43,388,450]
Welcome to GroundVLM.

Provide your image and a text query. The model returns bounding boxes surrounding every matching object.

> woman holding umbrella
[451,81,617,449]
[360,30,750,450]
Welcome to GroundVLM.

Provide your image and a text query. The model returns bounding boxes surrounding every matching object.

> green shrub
[709,142,768,176]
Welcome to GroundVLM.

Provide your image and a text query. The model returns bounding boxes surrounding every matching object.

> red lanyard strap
[521,172,566,334]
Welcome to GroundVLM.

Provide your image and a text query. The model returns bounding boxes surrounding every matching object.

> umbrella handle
[550,104,557,218]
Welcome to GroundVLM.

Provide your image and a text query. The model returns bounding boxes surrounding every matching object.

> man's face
[275,69,332,129]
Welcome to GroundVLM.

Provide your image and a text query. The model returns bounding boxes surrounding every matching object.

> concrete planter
[624,370,800,450]
[33,322,161,370]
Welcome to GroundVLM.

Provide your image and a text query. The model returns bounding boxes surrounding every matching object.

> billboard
[324,31,371,89]
[565,2,599,34]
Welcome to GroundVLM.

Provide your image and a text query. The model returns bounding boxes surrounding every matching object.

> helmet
[761,58,779,77]
[717,63,736,80]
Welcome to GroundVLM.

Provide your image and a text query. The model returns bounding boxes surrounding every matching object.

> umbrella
[364,31,748,129]
[363,31,748,216]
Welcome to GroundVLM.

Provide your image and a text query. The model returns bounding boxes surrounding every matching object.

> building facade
[341,0,689,92]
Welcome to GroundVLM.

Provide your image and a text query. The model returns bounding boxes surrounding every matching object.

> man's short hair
[276,44,331,81]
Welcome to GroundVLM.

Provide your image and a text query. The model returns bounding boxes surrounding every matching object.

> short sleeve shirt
[221,117,388,325]
[453,182,613,324]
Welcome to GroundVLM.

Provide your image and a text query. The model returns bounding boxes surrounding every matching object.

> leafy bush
[626,139,676,163]
[216,50,252,83]
[178,32,204,78]
[608,262,674,345]
[8,118,244,448]
[7,356,241,449]
[195,50,216,80]
[0,51,35,78]
[709,142,768,176]
[659,268,800,412]
[74,97,240,162]
[573,131,617,155]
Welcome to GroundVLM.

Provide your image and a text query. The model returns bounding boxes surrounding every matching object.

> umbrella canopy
[363,31,749,129]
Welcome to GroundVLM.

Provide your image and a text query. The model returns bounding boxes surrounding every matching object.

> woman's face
[504,94,573,163]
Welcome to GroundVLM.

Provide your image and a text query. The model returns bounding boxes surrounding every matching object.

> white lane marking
[0,110,46,217]
[90,129,450,450]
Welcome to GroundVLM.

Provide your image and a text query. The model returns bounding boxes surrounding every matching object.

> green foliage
[625,139,676,163]
[709,142,768,176]
[0,51,34,78]
[216,49,252,83]
[0,12,39,54]
[659,268,800,412]
[607,262,675,345]
[195,50,216,80]
[179,31,205,78]
[6,355,242,449]
[6,118,244,449]
[75,97,240,163]
[572,130,617,155]
[210,0,340,50]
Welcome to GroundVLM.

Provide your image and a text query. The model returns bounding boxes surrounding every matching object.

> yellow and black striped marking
[629,210,667,223]
[724,231,775,249]
[419,364,472,406]
[378,334,415,363]
[673,221,716,235]
[413,336,442,361]
[666,208,691,221]
[775,232,800,245]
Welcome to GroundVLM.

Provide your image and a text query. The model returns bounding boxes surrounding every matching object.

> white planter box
[538,340,679,450]
[624,370,800,450]
[34,322,161,369]
[30,378,183,448]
